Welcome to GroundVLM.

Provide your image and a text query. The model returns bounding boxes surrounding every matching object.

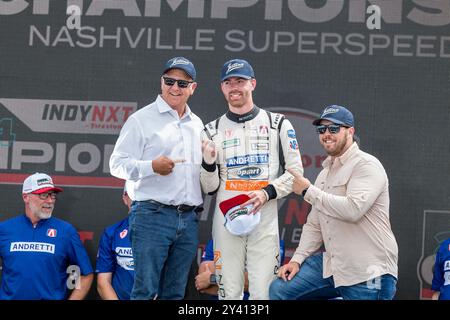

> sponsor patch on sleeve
[444,260,450,271]
[287,129,296,139]
[289,139,299,150]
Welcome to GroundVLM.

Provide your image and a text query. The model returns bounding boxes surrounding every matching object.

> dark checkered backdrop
[0,1,449,300]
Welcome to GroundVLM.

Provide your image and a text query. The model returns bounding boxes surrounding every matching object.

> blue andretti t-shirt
[0,215,93,300]
[431,238,450,300]
[201,239,285,300]
[95,217,134,300]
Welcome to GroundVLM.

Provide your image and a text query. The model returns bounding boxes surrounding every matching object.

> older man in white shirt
[109,57,204,300]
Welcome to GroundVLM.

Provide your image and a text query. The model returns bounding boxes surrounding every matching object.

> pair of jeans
[128,200,199,300]
[269,252,397,300]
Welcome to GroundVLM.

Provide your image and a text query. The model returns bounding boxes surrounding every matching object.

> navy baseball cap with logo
[162,56,196,81]
[220,59,255,82]
[312,105,354,127]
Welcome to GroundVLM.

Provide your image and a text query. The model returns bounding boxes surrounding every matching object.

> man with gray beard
[0,173,93,300]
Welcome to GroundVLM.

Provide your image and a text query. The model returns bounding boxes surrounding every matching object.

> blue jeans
[128,200,199,300]
[269,252,397,300]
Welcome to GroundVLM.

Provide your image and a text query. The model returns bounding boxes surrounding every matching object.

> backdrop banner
[1,1,449,300]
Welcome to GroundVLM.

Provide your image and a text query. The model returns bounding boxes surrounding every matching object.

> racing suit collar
[226,106,260,123]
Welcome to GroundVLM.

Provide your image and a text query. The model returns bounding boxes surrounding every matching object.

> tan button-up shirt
[291,142,398,287]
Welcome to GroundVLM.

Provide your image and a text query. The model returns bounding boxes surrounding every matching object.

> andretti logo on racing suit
[226,154,268,168]
[225,154,269,191]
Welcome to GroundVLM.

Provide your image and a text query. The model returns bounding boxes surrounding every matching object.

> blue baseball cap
[313,105,354,127]
[220,59,255,82]
[162,57,196,81]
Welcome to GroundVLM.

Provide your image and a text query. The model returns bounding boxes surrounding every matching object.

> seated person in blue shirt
[431,237,450,300]
[0,173,94,300]
[96,186,134,300]
[195,239,285,299]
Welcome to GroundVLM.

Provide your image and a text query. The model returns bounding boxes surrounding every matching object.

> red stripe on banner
[0,173,124,188]
[421,288,434,299]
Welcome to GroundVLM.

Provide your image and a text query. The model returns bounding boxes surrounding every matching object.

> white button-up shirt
[109,95,204,206]
[291,142,398,287]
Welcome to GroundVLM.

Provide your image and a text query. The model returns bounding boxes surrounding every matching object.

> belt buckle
[176,205,185,213]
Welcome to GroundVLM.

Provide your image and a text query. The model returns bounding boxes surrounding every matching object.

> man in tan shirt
[269,105,398,300]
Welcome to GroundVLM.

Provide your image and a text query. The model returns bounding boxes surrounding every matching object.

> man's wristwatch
[209,274,217,284]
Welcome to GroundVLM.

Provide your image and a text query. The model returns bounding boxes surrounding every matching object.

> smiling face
[220,77,256,114]
[23,192,56,224]
[160,68,197,114]
[318,120,354,157]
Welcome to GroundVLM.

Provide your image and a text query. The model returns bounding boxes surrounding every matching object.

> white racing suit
[200,106,303,300]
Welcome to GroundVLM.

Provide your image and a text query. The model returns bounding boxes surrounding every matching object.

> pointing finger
[173,159,186,164]
[287,168,302,178]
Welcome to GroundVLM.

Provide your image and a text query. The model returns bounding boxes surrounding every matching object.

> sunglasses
[162,77,193,89]
[34,192,57,200]
[316,124,348,134]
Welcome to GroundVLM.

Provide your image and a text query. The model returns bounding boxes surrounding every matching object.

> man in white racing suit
[201,59,304,300]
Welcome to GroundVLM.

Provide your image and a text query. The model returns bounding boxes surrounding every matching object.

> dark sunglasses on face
[316,124,348,134]
[162,76,193,88]
[34,192,57,200]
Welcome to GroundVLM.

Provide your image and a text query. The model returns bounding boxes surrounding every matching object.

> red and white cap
[219,194,261,236]
[22,173,63,194]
